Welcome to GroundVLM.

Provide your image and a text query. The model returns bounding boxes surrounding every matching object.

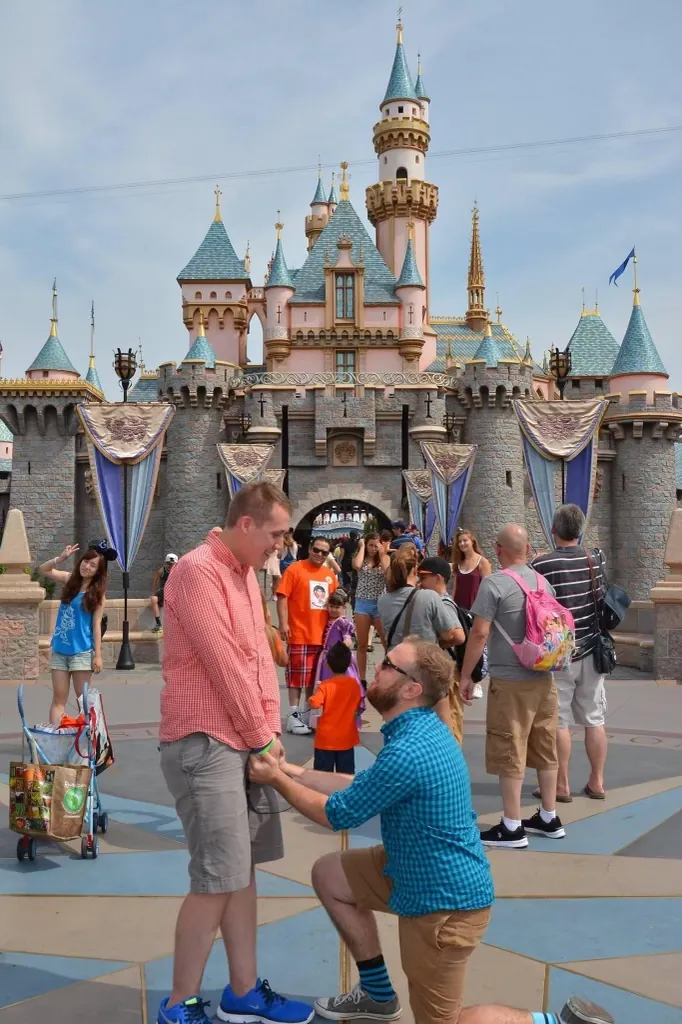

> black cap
[391,519,407,531]
[418,556,451,582]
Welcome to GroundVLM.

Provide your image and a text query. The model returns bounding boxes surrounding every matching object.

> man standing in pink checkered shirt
[157,482,314,1024]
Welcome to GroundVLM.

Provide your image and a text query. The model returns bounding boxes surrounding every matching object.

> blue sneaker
[158,995,212,1024]
[217,978,314,1024]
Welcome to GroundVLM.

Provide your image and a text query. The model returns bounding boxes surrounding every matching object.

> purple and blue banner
[420,443,477,548]
[402,470,437,548]
[77,403,175,571]
[216,444,276,500]
[513,399,609,547]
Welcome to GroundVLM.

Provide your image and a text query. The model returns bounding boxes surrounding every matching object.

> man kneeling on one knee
[249,636,494,1024]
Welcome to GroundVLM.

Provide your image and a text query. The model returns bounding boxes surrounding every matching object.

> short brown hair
[226,481,292,528]
[402,635,454,707]
[386,554,416,591]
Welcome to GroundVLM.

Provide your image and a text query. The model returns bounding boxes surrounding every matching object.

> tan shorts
[342,845,490,1024]
[160,733,283,894]
[555,657,607,728]
[485,676,558,778]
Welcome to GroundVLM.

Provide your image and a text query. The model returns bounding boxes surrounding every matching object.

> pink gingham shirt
[159,532,281,751]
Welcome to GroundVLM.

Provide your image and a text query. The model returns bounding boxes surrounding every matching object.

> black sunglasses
[381,655,416,682]
[310,547,329,555]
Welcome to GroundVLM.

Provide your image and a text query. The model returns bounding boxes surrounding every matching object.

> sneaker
[522,808,566,839]
[217,979,313,1024]
[315,984,401,1021]
[286,710,312,736]
[559,996,615,1024]
[479,820,528,849]
[152,624,163,634]
[472,682,484,699]
[158,996,212,1024]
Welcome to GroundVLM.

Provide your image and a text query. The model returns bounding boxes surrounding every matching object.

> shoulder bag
[596,550,631,631]
[585,550,616,675]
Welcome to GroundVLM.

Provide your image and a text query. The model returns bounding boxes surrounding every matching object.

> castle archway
[291,488,398,554]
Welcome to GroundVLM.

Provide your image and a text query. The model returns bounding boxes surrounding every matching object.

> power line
[0,125,679,204]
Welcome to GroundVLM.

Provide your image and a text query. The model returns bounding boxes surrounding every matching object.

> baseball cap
[391,519,407,531]
[165,553,179,564]
[418,556,451,582]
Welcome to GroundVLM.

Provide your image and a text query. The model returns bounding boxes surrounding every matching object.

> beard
[366,680,401,713]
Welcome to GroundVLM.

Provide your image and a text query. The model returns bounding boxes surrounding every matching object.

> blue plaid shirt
[325,707,494,916]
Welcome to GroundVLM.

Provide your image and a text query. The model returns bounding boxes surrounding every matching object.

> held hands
[248,751,280,785]
[278,625,290,643]
[458,675,475,706]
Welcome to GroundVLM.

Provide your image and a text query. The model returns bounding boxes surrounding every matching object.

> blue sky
[0,0,680,396]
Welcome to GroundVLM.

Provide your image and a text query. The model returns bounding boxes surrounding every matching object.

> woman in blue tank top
[39,540,115,725]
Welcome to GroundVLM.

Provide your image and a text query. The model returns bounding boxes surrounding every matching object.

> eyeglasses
[310,547,328,555]
[380,656,416,682]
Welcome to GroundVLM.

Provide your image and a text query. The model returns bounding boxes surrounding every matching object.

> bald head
[496,524,530,566]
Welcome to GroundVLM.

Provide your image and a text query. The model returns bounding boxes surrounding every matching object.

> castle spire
[214,184,222,223]
[244,240,251,275]
[414,52,429,100]
[340,162,350,201]
[311,161,327,206]
[465,203,487,332]
[328,171,338,206]
[266,219,295,290]
[85,301,103,391]
[198,308,206,336]
[382,13,417,104]
[50,279,58,337]
[610,271,667,378]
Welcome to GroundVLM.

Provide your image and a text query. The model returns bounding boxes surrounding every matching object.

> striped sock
[356,955,396,1003]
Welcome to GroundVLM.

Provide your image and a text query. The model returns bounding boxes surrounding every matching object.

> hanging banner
[77,403,175,571]
[420,443,477,547]
[262,469,287,490]
[402,470,437,546]
[216,444,274,499]
[513,399,608,546]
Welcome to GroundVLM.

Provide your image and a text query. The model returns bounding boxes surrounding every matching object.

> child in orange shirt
[307,642,363,774]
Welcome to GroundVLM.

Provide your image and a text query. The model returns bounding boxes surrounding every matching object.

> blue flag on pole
[609,247,635,286]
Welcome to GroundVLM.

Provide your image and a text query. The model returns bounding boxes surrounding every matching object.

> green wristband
[252,738,275,755]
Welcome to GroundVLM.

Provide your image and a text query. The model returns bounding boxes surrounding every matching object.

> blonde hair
[402,635,454,706]
[451,528,484,566]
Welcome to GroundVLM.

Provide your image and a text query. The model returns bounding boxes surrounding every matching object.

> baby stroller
[12,682,111,861]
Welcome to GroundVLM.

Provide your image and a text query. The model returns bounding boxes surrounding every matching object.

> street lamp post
[549,345,572,502]
[442,411,457,439]
[113,347,137,671]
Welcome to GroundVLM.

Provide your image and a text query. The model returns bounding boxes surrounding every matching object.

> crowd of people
[152,481,615,1024]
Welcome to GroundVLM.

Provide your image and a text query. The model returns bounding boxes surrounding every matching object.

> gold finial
[137,338,145,372]
[581,286,586,315]
[466,202,485,328]
[484,321,492,338]
[244,240,251,275]
[317,155,322,179]
[417,51,422,74]
[595,288,599,313]
[633,251,640,306]
[89,300,95,362]
[396,7,403,43]
[407,220,415,242]
[340,161,350,201]
[275,212,283,240]
[495,292,502,324]
[198,309,206,337]
[214,184,223,222]
[49,278,58,337]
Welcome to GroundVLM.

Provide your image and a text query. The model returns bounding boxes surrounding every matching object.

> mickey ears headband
[90,539,118,563]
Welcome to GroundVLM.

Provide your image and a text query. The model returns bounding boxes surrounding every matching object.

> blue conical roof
[328,181,338,205]
[266,238,295,290]
[567,311,619,377]
[471,329,502,367]
[395,238,424,288]
[27,332,78,374]
[383,36,417,103]
[178,218,249,281]
[312,177,327,205]
[0,419,13,442]
[610,299,667,376]
[184,332,217,368]
[415,62,429,100]
[85,360,103,391]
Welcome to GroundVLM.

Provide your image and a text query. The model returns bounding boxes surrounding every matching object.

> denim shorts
[50,650,93,672]
[354,598,379,618]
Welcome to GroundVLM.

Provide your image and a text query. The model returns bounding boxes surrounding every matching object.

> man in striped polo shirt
[532,504,608,802]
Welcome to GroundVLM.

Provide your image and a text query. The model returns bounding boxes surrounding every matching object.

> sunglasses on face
[310,547,328,555]
[381,655,416,682]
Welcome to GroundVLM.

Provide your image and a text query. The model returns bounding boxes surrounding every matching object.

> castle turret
[305,167,330,252]
[605,267,681,599]
[365,17,438,319]
[0,282,102,564]
[264,219,295,364]
[327,173,338,216]
[177,186,250,367]
[395,223,425,363]
[458,326,533,561]
[565,302,619,398]
[84,302,103,393]
[414,53,429,124]
[465,204,488,334]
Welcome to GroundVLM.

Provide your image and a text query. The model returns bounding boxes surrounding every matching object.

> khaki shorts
[50,650,93,672]
[485,676,558,778]
[160,733,283,894]
[555,656,607,728]
[342,845,490,1024]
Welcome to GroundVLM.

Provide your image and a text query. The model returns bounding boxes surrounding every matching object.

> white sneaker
[287,710,312,735]
[472,683,484,699]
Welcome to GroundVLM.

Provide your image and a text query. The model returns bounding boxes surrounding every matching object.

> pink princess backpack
[494,569,575,672]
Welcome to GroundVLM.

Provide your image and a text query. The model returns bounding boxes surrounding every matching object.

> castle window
[336,350,356,375]
[572,379,580,389]
[304,312,307,322]
[396,167,408,180]
[415,155,420,163]
[42,371,48,378]
[335,273,354,320]
[225,291,232,299]
[398,105,404,113]
[384,156,388,164]
[506,471,513,488]
[595,379,603,389]
[412,107,416,116]
[210,291,217,299]
[194,291,202,300]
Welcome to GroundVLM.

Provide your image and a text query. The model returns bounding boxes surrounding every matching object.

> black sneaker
[479,820,528,849]
[522,808,566,839]
[559,996,615,1024]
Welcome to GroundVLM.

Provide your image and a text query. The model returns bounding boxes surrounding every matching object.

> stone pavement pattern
[0,665,681,1022]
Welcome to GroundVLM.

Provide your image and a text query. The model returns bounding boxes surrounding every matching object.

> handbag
[585,551,616,675]
[9,761,91,841]
[448,604,485,684]
[265,623,289,668]
[598,553,631,631]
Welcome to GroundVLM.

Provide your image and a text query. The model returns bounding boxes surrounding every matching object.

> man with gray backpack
[459,524,575,849]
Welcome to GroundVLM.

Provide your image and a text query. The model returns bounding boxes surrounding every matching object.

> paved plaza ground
[0,650,681,1023]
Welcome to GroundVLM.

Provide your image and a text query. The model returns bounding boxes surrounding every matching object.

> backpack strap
[500,568,544,595]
